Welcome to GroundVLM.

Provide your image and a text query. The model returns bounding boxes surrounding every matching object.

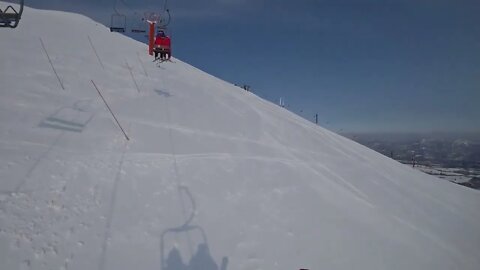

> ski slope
[1,6,480,270]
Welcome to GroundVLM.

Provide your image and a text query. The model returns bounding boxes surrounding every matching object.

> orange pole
[148,21,155,56]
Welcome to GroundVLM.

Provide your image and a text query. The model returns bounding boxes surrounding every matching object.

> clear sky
[21,0,480,133]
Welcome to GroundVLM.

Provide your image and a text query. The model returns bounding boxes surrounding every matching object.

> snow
[1,6,480,270]
[415,165,475,184]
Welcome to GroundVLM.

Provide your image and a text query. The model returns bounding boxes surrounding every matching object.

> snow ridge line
[39,37,65,90]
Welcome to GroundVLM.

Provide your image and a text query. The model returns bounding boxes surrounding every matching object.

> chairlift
[110,13,127,32]
[110,0,126,32]
[0,0,24,28]
[131,27,146,33]
[131,14,146,33]
[146,1,173,59]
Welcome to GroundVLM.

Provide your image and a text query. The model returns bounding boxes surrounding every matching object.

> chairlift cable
[113,0,120,15]
[113,0,132,15]
[163,0,169,12]
[18,0,23,15]
[119,0,133,10]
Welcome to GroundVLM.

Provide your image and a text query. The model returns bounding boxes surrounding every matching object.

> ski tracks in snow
[98,139,129,270]
[0,131,67,196]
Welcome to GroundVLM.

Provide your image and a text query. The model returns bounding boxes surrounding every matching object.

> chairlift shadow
[39,100,95,133]
[160,186,228,270]
[154,89,172,98]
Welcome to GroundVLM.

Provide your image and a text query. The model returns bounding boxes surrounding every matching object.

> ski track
[98,140,129,270]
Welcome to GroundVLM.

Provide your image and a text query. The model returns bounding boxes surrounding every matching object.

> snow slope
[1,6,480,270]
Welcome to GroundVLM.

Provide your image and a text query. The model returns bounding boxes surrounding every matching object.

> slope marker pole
[125,61,140,93]
[39,37,65,90]
[137,52,148,77]
[88,35,105,70]
[91,80,130,141]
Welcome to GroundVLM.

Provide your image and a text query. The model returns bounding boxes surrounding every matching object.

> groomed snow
[1,6,479,270]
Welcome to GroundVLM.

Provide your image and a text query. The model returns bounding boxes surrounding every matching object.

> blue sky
[170,0,480,133]
[26,0,480,133]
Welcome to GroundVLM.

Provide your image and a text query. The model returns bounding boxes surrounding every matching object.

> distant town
[343,132,480,190]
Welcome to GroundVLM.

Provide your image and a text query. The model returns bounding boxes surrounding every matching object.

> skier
[164,35,171,60]
[154,30,165,60]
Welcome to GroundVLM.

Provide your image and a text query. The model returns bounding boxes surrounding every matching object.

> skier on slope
[154,30,171,60]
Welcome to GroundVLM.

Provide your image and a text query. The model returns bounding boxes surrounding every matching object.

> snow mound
[0,6,479,270]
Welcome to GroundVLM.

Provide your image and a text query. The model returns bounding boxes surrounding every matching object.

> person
[154,31,165,59]
[164,35,171,60]
[157,30,166,37]
[154,30,171,60]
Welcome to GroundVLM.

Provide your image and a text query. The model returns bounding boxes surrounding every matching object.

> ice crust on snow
[0,6,479,270]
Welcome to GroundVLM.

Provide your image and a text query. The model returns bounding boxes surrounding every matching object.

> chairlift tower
[0,0,24,28]
[146,10,170,56]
